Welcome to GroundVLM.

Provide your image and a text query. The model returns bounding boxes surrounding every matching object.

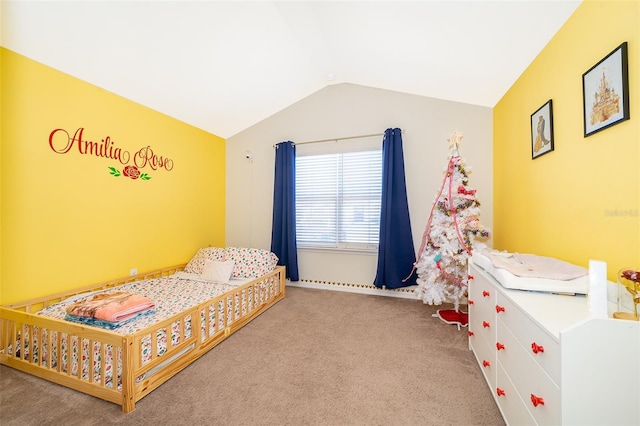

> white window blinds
[296,149,382,251]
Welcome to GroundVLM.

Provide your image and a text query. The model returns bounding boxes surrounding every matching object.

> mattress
[38,273,251,334]
[471,249,589,295]
[14,273,255,389]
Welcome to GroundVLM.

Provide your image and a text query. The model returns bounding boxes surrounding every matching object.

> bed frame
[0,264,286,412]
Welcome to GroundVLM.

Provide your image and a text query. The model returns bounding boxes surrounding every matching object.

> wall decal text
[49,127,174,181]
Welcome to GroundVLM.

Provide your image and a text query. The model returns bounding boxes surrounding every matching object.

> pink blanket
[66,291,155,323]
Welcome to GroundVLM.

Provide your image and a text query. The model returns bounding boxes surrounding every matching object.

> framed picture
[582,42,629,137]
[531,99,554,159]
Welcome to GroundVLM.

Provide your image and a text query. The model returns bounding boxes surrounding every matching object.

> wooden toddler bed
[0,247,286,412]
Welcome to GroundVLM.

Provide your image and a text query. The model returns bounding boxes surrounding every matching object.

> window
[296,149,382,251]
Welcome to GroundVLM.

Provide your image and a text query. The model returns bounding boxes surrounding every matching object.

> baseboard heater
[287,279,417,299]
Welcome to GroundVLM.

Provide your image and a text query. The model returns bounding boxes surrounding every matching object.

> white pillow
[201,259,235,284]
[184,247,226,274]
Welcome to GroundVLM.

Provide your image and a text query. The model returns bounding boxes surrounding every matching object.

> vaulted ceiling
[1,1,582,138]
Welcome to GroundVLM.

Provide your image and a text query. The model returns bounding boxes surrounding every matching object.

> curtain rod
[274,130,403,148]
[296,132,384,145]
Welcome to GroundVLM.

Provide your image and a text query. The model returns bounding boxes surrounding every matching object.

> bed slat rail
[130,266,286,405]
[0,308,127,404]
[0,265,286,413]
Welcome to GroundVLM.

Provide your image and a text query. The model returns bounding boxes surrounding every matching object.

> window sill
[298,246,378,255]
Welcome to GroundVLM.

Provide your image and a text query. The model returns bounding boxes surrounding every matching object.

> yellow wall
[0,44,3,304]
[0,48,226,304]
[494,0,639,279]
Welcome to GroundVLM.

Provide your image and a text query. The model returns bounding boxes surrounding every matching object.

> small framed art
[531,99,554,159]
[582,42,629,137]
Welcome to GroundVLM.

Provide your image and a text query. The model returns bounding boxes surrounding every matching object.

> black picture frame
[531,99,554,159]
[582,42,630,137]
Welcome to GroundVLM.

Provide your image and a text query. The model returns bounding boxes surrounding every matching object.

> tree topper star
[448,131,464,153]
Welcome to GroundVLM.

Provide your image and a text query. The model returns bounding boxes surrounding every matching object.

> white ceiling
[1,0,581,139]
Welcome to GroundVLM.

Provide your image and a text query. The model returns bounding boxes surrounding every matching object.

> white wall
[226,83,492,286]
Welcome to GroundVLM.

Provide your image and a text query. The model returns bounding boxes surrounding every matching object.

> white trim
[286,279,418,299]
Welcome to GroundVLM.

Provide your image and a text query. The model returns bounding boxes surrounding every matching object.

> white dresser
[468,260,640,426]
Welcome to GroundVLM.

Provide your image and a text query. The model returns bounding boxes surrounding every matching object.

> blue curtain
[374,128,417,288]
[270,141,299,281]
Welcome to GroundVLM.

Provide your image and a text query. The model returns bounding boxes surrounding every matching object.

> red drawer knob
[530,394,545,407]
[531,342,545,354]
[468,275,474,280]
[482,321,490,328]
[482,360,491,367]
[496,388,506,397]
[468,300,475,305]
[482,290,490,297]
[468,331,474,337]
[496,342,505,350]
[496,305,505,313]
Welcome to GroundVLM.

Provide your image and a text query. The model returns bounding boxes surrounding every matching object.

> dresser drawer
[469,324,496,390]
[496,292,560,383]
[469,306,496,347]
[497,319,560,425]
[496,363,536,426]
[469,274,497,316]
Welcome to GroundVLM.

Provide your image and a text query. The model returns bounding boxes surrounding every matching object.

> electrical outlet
[130,268,138,276]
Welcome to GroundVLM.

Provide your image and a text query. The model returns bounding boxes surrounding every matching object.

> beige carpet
[0,287,504,426]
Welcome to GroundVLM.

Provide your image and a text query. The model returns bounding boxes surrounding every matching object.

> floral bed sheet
[16,274,251,389]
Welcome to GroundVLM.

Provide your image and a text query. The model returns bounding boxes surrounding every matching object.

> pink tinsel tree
[414,131,490,315]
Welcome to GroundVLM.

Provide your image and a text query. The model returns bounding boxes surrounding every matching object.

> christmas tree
[414,131,490,316]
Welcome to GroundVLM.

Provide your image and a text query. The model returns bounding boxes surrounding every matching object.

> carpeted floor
[0,287,505,425]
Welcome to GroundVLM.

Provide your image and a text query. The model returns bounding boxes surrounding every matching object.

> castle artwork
[589,70,620,126]
[582,42,629,137]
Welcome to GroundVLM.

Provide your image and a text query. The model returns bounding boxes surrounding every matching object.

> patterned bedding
[38,274,244,332]
[15,274,251,389]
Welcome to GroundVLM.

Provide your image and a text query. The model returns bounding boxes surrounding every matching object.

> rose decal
[109,166,151,181]
[123,165,141,179]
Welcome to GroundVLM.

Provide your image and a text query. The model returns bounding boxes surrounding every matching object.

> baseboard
[287,279,470,307]
[286,279,418,299]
